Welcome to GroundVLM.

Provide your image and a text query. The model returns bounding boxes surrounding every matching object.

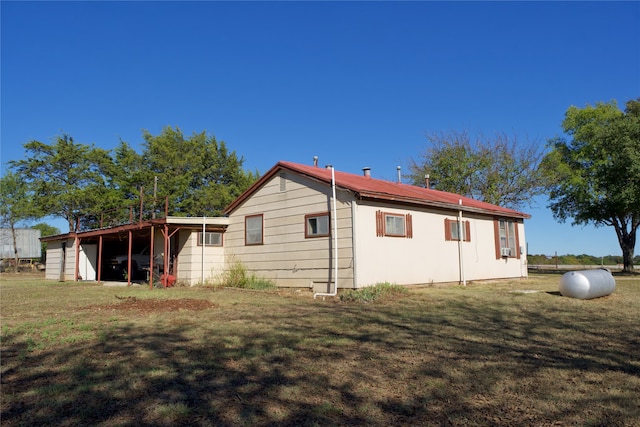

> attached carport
[42,216,229,287]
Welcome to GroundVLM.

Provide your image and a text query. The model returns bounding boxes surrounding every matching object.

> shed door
[59,242,67,282]
[79,244,97,281]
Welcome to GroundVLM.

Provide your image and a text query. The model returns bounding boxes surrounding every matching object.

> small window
[198,231,222,246]
[494,219,519,259]
[245,214,263,245]
[305,213,330,238]
[376,210,412,238]
[385,214,405,236]
[445,218,471,242]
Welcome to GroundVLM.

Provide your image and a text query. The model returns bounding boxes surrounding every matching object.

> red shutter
[444,218,452,241]
[376,210,383,237]
[465,221,471,242]
[406,214,413,238]
[493,219,501,259]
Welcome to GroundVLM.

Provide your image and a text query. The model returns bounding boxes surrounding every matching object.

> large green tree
[542,99,640,272]
[114,126,258,217]
[9,128,258,233]
[408,130,546,209]
[9,135,118,232]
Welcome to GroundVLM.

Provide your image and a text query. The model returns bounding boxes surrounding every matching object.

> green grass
[1,272,639,426]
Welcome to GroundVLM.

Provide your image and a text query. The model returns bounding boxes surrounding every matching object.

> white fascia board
[165,216,230,226]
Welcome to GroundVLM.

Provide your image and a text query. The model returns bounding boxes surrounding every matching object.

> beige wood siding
[225,171,354,288]
[45,240,62,280]
[175,230,225,286]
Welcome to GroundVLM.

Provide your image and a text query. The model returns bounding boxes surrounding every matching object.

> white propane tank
[559,269,616,300]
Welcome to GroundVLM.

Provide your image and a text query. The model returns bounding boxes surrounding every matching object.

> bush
[218,260,277,290]
[339,282,407,303]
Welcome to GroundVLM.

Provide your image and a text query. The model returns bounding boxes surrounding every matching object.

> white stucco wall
[353,202,527,286]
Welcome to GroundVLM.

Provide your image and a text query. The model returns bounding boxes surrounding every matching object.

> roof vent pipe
[362,167,371,178]
[325,164,332,170]
[397,166,401,183]
[313,156,318,167]
[425,174,430,189]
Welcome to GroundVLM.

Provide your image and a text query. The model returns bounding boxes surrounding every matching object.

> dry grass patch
[1,272,639,426]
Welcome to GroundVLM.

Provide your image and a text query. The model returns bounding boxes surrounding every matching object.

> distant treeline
[528,254,640,266]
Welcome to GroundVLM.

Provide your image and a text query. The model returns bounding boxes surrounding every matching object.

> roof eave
[356,192,531,219]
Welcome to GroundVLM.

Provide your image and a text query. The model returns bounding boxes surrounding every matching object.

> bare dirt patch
[97,297,217,313]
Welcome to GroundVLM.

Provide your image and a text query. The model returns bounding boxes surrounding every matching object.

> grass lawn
[1,272,639,426]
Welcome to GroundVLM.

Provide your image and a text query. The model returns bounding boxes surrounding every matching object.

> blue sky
[1,1,639,257]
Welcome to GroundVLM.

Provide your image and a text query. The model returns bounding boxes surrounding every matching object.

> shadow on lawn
[2,296,639,426]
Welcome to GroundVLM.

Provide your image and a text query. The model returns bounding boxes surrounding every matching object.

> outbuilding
[42,216,229,286]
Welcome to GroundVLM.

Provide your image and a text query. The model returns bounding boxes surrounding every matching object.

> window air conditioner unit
[501,247,512,257]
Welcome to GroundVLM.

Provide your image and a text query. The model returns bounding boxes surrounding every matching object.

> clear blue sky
[1,1,639,257]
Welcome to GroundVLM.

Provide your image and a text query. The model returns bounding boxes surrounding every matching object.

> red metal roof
[224,161,530,219]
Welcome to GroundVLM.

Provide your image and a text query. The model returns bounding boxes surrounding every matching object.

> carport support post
[127,230,133,286]
[149,225,155,289]
[74,236,80,282]
[159,224,179,288]
[163,223,169,288]
[97,235,103,282]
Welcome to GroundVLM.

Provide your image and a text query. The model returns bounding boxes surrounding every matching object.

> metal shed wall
[0,228,42,259]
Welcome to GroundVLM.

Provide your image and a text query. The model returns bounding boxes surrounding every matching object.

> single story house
[42,160,530,290]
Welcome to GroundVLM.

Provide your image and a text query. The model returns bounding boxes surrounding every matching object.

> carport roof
[40,216,229,242]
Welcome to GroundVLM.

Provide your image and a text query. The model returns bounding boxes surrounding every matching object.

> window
[305,212,330,238]
[198,231,222,246]
[376,211,413,238]
[245,214,263,245]
[444,218,471,242]
[494,219,519,259]
[385,214,405,236]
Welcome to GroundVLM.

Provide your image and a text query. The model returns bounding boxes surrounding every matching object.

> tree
[0,171,39,270]
[542,99,640,272]
[408,130,546,209]
[9,135,119,232]
[114,126,258,217]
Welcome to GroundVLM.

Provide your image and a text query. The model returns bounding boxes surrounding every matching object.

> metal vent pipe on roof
[325,164,332,169]
[397,166,401,183]
[425,174,430,188]
[313,156,318,167]
[362,167,371,178]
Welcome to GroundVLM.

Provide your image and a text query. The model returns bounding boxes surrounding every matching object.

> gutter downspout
[314,166,338,298]
[458,199,466,287]
[201,216,205,285]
